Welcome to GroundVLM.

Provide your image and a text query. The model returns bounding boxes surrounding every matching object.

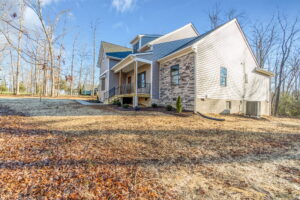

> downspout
[192,46,198,113]
[241,61,246,114]
[150,61,153,100]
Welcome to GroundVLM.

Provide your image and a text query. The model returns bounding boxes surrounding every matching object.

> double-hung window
[171,65,180,85]
[133,42,139,53]
[220,67,227,87]
[101,78,105,91]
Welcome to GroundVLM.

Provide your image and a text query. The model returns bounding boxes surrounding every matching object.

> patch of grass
[152,103,158,108]
[122,104,129,109]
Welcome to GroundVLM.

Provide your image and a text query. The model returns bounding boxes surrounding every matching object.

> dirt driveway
[0,97,300,199]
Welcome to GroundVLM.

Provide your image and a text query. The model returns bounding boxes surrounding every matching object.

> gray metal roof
[152,37,197,60]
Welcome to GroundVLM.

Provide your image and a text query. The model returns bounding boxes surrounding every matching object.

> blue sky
[42,0,300,51]
[30,0,299,79]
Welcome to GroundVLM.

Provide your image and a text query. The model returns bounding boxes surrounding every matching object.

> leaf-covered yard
[0,98,300,199]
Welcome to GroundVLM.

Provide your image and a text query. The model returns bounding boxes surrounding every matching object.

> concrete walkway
[75,100,103,106]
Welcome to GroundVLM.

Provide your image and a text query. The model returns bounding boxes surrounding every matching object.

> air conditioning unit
[246,101,261,117]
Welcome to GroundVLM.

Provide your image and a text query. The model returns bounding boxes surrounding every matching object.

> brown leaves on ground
[0,98,300,199]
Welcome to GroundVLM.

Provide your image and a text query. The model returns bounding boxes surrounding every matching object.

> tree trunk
[274,63,284,116]
[78,59,83,94]
[70,37,77,96]
[15,1,25,95]
[15,32,22,95]
[9,50,15,93]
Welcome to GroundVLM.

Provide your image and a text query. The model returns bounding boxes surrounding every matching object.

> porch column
[133,61,138,107]
[118,70,122,95]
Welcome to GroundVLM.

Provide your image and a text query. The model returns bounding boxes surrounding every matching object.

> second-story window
[220,67,227,87]
[133,41,139,53]
[101,78,105,91]
[171,65,180,85]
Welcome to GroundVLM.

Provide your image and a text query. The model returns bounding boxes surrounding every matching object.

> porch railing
[137,83,151,94]
[104,83,151,100]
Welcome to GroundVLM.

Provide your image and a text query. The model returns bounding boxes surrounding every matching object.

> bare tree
[56,18,67,96]
[25,0,68,97]
[208,2,222,29]
[77,45,89,95]
[70,35,77,96]
[9,50,15,93]
[15,0,25,95]
[90,19,99,96]
[208,3,246,29]
[251,18,276,68]
[273,15,299,116]
[285,52,300,94]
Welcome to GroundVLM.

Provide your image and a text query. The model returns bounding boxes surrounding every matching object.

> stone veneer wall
[159,52,195,111]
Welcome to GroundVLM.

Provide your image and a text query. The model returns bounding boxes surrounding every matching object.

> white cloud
[112,22,130,33]
[111,0,136,13]
[40,0,63,6]
[24,6,40,28]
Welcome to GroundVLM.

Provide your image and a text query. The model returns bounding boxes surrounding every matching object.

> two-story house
[97,19,274,116]
[97,42,132,102]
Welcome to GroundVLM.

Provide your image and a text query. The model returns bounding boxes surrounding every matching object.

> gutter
[255,68,275,77]
[106,56,122,60]
[99,70,108,78]
[111,55,134,73]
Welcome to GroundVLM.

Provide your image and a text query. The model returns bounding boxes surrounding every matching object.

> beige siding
[98,54,109,100]
[109,59,120,89]
[98,74,107,102]
[195,21,270,115]
[100,54,108,75]
[152,24,198,45]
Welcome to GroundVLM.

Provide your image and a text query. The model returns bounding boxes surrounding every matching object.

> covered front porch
[107,56,152,107]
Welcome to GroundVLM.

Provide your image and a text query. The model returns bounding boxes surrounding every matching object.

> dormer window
[133,41,139,53]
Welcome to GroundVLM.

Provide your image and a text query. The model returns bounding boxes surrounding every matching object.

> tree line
[0,0,98,97]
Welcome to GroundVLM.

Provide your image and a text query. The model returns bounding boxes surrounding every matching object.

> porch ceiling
[121,62,150,73]
[111,55,152,73]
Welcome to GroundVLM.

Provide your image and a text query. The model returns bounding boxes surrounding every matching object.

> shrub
[151,103,158,108]
[112,99,121,106]
[134,106,140,111]
[278,95,300,117]
[19,82,26,93]
[122,104,129,109]
[166,105,173,111]
[0,83,8,92]
[176,96,183,113]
